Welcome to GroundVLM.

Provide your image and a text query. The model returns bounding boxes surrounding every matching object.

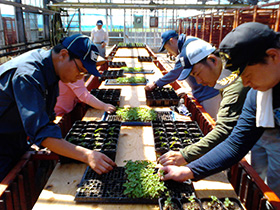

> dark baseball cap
[219,22,278,75]
[61,34,101,77]
[178,37,216,80]
[97,20,103,25]
[158,30,178,52]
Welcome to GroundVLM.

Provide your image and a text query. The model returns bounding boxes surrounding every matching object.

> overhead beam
[48,2,250,10]
[0,0,58,14]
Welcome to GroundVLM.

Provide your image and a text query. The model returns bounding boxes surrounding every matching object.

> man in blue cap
[91,20,109,58]
[158,35,250,173]
[145,30,222,120]
[159,22,280,197]
[0,34,116,181]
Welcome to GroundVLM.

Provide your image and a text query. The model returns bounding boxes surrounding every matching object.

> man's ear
[59,49,69,61]
[266,48,280,64]
[169,37,177,45]
[207,54,216,64]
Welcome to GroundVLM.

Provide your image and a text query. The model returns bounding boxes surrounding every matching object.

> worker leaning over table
[157,36,250,167]
[0,34,116,181]
[159,22,280,197]
[145,30,222,120]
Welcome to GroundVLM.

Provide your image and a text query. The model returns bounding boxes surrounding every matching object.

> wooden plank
[114,48,150,57]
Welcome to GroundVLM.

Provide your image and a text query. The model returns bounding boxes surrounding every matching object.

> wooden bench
[0,151,58,210]
[229,158,280,210]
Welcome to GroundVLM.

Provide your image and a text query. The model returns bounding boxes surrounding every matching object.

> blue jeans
[251,128,280,197]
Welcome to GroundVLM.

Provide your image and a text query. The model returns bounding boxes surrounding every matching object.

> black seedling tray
[200,197,225,210]
[108,61,126,68]
[138,56,153,62]
[152,121,204,156]
[123,69,154,74]
[104,78,148,86]
[219,197,245,210]
[146,87,180,107]
[102,110,175,126]
[63,120,122,162]
[90,88,121,106]
[158,197,182,210]
[75,167,194,203]
[117,43,146,48]
[101,70,124,80]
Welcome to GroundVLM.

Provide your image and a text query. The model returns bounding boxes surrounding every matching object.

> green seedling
[223,197,234,208]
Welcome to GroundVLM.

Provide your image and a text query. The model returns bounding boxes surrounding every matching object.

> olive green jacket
[180,77,250,163]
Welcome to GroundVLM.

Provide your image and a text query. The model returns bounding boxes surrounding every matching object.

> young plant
[223,197,234,208]
[169,141,176,149]
[116,107,157,122]
[123,160,166,199]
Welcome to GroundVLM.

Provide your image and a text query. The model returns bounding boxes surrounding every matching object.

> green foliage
[223,197,234,208]
[208,196,219,207]
[116,107,157,122]
[120,66,144,72]
[161,142,167,147]
[117,42,145,47]
[169,141,176,149]
[123,160,166,199]
[115,76,147,84]
[155,129,164,135]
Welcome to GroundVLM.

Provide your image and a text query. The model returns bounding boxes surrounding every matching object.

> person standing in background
[91,20,109,58]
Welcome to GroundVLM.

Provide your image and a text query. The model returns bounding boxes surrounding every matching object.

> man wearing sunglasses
[0,34,116,181]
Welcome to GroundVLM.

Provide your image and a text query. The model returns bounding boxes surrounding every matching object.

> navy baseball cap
[219,22,278,75]
[61,34,101,77]
[158,30,178,52]
[97,20,103,25]
[178,38,216,80]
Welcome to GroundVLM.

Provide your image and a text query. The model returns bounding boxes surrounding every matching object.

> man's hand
[158,151,187,166]
[104,103,116,114]
[86,150,117,174]
[158,165,194,182]
[145,82,157,91]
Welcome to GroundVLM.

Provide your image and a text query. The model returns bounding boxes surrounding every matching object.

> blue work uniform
[0,49,62,181]
[155,34,220,103]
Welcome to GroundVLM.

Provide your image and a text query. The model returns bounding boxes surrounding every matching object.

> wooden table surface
[32,50,237,210]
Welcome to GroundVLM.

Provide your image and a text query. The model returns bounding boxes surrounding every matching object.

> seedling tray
[102,110,175,126]
[117,43,146,48]
[123,69,154,74]
[146,87,180,107]
[90,88,121,106]
[75,167,194,203]
[152,121,204,155]
[100,70,124,80]
[62,120,122,162]
[138,56,153,62]
[108,61,127,68]
[104,78,148,86]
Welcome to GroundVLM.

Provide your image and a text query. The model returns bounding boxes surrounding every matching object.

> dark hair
[52,43,79,61]
[247,34,280,66]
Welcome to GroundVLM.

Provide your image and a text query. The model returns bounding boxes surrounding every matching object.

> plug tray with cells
[75,160,195,204]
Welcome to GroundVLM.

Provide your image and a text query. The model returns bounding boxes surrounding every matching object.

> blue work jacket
[0,49,62,180]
